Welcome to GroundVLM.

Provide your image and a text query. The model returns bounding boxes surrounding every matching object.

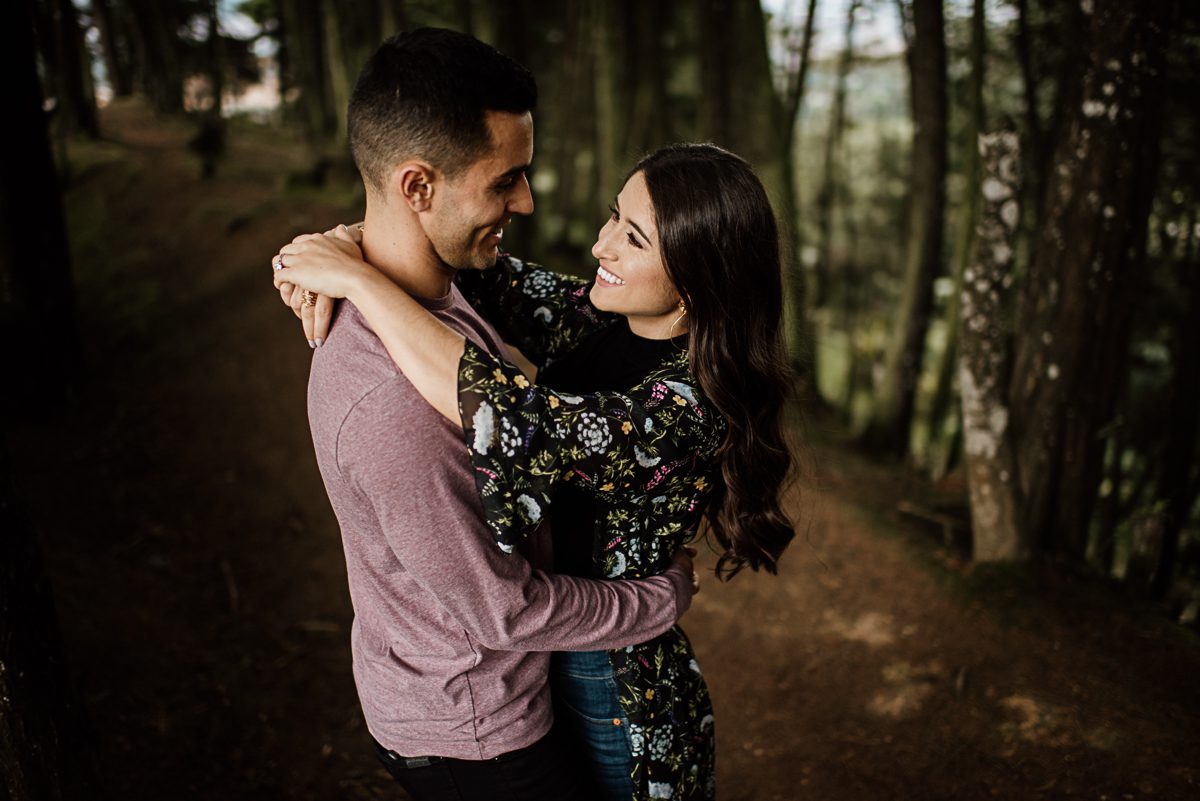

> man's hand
[671,545,701,597]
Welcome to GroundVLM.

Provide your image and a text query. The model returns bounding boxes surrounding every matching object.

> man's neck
[359,204,455,300]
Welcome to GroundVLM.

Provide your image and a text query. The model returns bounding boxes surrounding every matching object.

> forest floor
[8,99,1200,801]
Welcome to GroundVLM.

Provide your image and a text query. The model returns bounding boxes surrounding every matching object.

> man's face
[425,111,534,271]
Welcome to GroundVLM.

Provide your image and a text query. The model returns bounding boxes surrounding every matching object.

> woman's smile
[595,264,625,286]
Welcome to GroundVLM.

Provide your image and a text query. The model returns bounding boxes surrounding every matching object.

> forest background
[2,0,1199,799]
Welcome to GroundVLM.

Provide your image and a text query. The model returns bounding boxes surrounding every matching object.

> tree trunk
[813,0,857,312]
[126,0,184,113]
[1150,212,1200,598]
[1,0,80,409]
[782,0,820,150]
[622,0,670,159]
[593,0,628,208]
[959,129,1025,561]
[0,6,97,795]
[548,0,589,250]
[48,0,99,137]
[321,0,352,148]
[781,0,821,384]
[926,0,986,475]
[206,0,224,118]
[1124,509,1167,598]
[861,0,947,456]
[1009,0,1176,564]
[92,0,133,97]
[1092,423,1125,575]
[279,0,336,146]
[695,0,808,381]
[1019,0,1088,238]
[1,441,102,800]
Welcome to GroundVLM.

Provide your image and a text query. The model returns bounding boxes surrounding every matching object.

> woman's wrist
[344,260,384,304]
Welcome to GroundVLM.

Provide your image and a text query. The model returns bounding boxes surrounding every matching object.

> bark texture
[1009,0,1176,562]
[960,130,1024,561]
[862,0,947,455]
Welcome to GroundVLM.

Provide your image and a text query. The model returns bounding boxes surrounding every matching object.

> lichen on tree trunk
[960,130,1024,561]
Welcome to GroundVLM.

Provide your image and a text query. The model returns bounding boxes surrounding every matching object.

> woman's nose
[591,222,616,260]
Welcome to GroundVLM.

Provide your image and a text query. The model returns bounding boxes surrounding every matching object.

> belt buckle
[381,748,441,769]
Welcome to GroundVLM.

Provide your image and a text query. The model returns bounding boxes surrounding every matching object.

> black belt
[373,735,541,770]
[379,750,445,769]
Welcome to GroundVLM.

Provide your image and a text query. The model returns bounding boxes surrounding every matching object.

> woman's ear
[392,161,436,212]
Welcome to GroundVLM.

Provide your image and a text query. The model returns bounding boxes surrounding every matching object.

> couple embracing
[271,27,796,801]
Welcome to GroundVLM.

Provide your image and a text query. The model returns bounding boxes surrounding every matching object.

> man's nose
[508,174,534,216]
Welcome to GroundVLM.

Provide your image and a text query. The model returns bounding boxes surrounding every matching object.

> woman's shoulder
[632,352,725,441]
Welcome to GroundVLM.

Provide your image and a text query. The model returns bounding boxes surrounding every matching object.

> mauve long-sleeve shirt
[307,290,691,760]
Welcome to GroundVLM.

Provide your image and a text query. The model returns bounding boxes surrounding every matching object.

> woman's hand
[273,223,364,346]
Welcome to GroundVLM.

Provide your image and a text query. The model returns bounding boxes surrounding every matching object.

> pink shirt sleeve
[336,376,691,652]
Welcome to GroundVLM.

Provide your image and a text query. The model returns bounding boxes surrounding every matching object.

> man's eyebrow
[615,197,652,244]
[496,163,531,182]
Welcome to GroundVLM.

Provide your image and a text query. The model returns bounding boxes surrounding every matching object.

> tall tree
[2,2,80,403]
[125,0,185,113]
[959,128,1024,561]
[188,0,227,179]
[812,0,857,312]
[92,0,133,98]
[1009,0,1177,563]
[925,0,987,478]
[861,0,947,455]
[591,0,671,210]
[0,3,96,796]
[695,0,810,380]
[39,0,100,138]
[278,0,336,145]
[1148,213,1200,596]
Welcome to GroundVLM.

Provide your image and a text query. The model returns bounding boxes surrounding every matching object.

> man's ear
[391,161,437,212]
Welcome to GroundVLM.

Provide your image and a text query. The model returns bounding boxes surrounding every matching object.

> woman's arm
[273,230,465,423]
[455,256,617,368]
[458,340,724,550]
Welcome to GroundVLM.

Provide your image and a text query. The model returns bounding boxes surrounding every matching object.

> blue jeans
[551,650,635,801]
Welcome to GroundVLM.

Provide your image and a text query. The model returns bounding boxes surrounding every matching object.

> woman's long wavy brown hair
[634,143,796,578]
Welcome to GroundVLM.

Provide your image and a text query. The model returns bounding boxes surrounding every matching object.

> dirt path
[9,101,1199,800]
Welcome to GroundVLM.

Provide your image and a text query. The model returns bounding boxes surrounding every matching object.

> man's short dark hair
[348,28,537,195]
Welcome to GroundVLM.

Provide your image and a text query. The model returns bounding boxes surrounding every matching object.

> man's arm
[340,377,691,652]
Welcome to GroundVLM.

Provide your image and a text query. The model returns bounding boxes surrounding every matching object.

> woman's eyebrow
[614,197,653,243]
[627,216,652,244]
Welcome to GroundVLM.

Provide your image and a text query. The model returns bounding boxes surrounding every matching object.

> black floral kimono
[455,256,724,801]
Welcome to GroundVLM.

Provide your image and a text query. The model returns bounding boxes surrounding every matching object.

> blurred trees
[17,0,1200,609]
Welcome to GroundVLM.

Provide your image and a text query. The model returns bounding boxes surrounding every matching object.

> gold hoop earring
[670,299,688,335]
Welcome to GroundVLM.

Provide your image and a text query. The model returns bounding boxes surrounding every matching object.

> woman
[273,143,796,801]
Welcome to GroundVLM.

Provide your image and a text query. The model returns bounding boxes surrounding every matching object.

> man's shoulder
[439,283,507,356]
[310,303,396,400]
[308,303,426,441]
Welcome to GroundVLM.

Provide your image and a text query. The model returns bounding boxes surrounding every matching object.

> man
[277,29,695,801]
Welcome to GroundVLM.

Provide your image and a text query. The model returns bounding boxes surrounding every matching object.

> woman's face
[589,171,685,339]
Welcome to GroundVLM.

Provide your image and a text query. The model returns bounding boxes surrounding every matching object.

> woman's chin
[588,285,613,311]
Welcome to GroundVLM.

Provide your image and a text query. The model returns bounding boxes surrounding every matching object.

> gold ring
[302,290,317,307]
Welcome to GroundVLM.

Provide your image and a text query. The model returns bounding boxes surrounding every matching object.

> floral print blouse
[455,256,725,800]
